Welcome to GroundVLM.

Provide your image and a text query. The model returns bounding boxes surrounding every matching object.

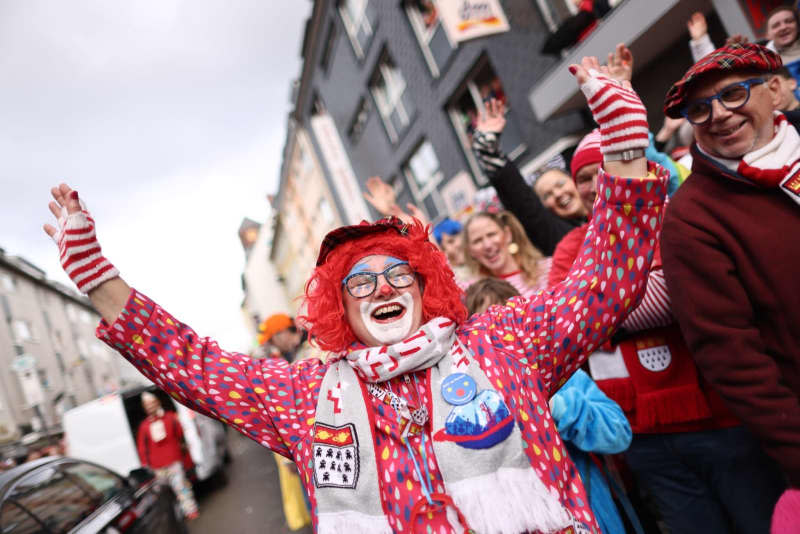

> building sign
[310,113,371,225]
[441,171,477,217]
[435,0,510,43]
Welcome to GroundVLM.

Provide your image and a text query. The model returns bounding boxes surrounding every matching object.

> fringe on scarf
[597,378,636,412]
[316,511,393,534]
[635,383,712,429]
[447,466,572,534]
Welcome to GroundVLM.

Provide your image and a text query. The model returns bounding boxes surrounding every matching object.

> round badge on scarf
[441,373,477,405]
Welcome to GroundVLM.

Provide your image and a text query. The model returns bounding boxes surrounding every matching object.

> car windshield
[0,462,125,534]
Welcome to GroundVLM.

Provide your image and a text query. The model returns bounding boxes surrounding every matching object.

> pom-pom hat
[663,42,782,119]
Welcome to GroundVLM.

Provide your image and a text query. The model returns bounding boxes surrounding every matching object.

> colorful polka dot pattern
[97,169,666,533]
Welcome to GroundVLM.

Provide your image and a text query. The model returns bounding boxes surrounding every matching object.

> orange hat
[257,313,293,346]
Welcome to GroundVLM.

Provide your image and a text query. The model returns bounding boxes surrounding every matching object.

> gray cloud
[1,0,311,350]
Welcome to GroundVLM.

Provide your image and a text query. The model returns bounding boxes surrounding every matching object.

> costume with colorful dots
[97,166,667,533]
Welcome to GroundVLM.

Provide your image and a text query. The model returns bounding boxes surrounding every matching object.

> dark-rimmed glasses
[342,262,416,298]
[681,78,765,125]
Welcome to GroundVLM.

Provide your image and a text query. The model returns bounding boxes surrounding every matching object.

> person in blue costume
[550,370,633,534]
[465,279,633,534]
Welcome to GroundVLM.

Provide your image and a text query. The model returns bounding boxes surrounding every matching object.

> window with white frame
[403,140,443,205]
[339,0,376,59]
[12,320,33,342]
[448,59,526,183]
[0,274,16,292]
[404,0,455,77]
[369,52,415,143]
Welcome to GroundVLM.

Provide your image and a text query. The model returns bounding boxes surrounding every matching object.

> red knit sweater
[662,145,800,485]
[136,411,184,469]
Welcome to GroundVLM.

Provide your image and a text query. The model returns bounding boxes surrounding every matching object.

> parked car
[63,386,228,485]
[0,456,187,533]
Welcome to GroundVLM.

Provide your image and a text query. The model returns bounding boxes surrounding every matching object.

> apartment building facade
[0,249,129,442]
[267,0,768,305]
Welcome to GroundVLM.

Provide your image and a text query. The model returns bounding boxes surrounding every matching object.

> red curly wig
[299,219,467,353]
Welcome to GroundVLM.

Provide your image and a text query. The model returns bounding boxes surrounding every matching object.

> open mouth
[556,194,572,209]
[371,303,406,323]
[482,249,501,265]
[712,120,746,139]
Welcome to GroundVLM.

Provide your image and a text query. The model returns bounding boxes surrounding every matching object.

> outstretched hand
[687,12,708,41]
[475,98,507,134]
[43,183,120,295]
[569,55,649,178]
[43,183,82,240]
[363,176,398,217]
[606,43,633,83]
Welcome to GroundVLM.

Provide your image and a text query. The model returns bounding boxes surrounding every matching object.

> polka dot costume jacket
[97,168,667,533]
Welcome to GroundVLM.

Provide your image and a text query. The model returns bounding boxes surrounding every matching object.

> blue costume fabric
[550,370,632,534]
[646,133,680,196]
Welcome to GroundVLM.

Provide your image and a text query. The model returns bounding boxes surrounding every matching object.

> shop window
[369,51,416,143]
[447,59,526,183]
[347,96,371,144]
[405,0,455,77]
[339,0,377,59]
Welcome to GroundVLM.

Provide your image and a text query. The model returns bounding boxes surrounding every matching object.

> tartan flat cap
[316,216,409,266]
[663,43,782,118]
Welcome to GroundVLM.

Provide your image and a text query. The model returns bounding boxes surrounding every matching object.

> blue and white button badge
[435,373,514,449]
[441,373,477,405]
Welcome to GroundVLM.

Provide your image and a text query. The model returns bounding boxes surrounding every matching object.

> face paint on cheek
[359,293,414,345]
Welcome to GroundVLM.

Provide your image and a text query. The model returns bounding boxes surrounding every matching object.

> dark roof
[0,456,59,494]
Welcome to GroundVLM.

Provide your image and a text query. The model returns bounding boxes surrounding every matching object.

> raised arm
[471,99,574,255]
[478,57,666,395]
[43,184,323,458]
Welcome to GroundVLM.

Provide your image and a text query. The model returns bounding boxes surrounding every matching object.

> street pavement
[190,430,312,534]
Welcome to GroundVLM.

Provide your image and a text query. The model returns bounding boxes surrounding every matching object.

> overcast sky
[0,0,312,353]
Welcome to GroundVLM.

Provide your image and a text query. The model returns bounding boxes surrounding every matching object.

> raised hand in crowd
[569,55,649,178]
[43,183,130,323]
[475,97,507,134]
[362,175,431,230]
[655,115,687,145]
[606,42,633,82]
[725,34,750,46]
[362,175,398,217]
[687,11,708,41]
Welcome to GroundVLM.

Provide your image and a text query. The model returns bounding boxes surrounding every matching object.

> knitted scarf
[312,318,574,534]
[716,113,800,206]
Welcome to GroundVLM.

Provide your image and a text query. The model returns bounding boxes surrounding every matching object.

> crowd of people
[41,5,800,534]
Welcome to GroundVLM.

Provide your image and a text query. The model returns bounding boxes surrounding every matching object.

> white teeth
[374,304,402,318]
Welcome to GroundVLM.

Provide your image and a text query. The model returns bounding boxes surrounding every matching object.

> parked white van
[63,385,229,483]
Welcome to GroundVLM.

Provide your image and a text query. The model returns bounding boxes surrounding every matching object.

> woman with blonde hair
[463,210,551,298]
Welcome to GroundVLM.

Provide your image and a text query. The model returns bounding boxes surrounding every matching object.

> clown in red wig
[43,54,669,534]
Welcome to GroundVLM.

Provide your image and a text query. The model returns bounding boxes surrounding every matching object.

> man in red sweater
[661,43,800,509]
[136,392,199,520]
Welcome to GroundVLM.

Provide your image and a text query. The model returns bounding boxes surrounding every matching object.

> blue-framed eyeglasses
[342,261,415,298]
[681,78,765,125]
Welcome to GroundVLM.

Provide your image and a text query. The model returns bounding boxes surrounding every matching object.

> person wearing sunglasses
[661,42,800,523]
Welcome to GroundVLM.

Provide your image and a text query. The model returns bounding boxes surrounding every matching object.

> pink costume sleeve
[96,290,325,458]
[480,163,669,396]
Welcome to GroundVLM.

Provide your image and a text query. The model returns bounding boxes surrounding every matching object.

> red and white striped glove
[579,68,649,155]
[54,191,119,293]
